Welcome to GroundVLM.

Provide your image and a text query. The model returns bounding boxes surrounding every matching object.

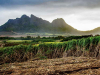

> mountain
[0,14,100,35]
[0,14,79,34]
[51,18,79,34]
[0,14,51,33]
[84,27,100,35]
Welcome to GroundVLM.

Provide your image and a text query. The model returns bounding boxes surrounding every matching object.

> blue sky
[0,0,100,31]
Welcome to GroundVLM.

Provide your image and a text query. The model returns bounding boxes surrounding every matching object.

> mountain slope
[0,14,52,33]
[0,14,79,34]
[0,14,100,35]
[51,18,79,34]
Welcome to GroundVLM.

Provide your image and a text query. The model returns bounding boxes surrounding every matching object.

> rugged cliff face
[0,14,78,34]
[0,14,51,33]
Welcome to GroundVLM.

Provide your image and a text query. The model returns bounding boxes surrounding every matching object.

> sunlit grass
[33,44,39,47]
[6,40,32,43]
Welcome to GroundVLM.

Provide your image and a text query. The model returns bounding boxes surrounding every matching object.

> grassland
[6,40,32,43]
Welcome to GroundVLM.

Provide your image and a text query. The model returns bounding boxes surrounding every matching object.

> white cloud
[0,0,100,31]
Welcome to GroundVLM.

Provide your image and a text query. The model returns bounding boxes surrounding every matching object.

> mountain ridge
[0,14,100,35]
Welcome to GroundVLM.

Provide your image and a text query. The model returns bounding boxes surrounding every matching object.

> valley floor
[0,57,100,75]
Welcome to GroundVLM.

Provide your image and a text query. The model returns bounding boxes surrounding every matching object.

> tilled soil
[0,57,100,75]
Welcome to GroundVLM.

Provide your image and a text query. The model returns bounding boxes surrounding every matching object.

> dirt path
[0,57,100,75]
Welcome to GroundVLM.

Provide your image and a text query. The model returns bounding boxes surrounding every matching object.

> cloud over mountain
[0,0,100,31]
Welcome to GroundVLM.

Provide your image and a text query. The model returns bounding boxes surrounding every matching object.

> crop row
[0,36,100,64]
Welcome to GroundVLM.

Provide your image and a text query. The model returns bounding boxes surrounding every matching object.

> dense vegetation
[0,35,93,42]
[0,36,60,40]
[61,35,93,41]
[0,35,100,64]
[0,36,56,47]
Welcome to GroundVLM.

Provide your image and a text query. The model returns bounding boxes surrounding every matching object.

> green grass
[6,40,32,43]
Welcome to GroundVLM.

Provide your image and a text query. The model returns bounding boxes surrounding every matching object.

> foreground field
[0,57,100,75]
[1,35,100,75]
[1,35,100,64]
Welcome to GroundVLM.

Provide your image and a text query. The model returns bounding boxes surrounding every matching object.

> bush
[2,40,6,43]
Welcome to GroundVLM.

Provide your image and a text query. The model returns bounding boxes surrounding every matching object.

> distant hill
[0,14,100,35]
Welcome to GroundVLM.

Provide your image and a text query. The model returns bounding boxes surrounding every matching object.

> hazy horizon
[0,0,100,31]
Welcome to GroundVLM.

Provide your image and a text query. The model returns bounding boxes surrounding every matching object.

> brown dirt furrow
[0,57,100,75]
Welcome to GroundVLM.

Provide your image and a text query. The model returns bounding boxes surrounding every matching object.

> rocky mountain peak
[52,18,67,27]
[31,14,36,18]
[21,14,29,19]
[52,18,64,23]
[0,14,78,34]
